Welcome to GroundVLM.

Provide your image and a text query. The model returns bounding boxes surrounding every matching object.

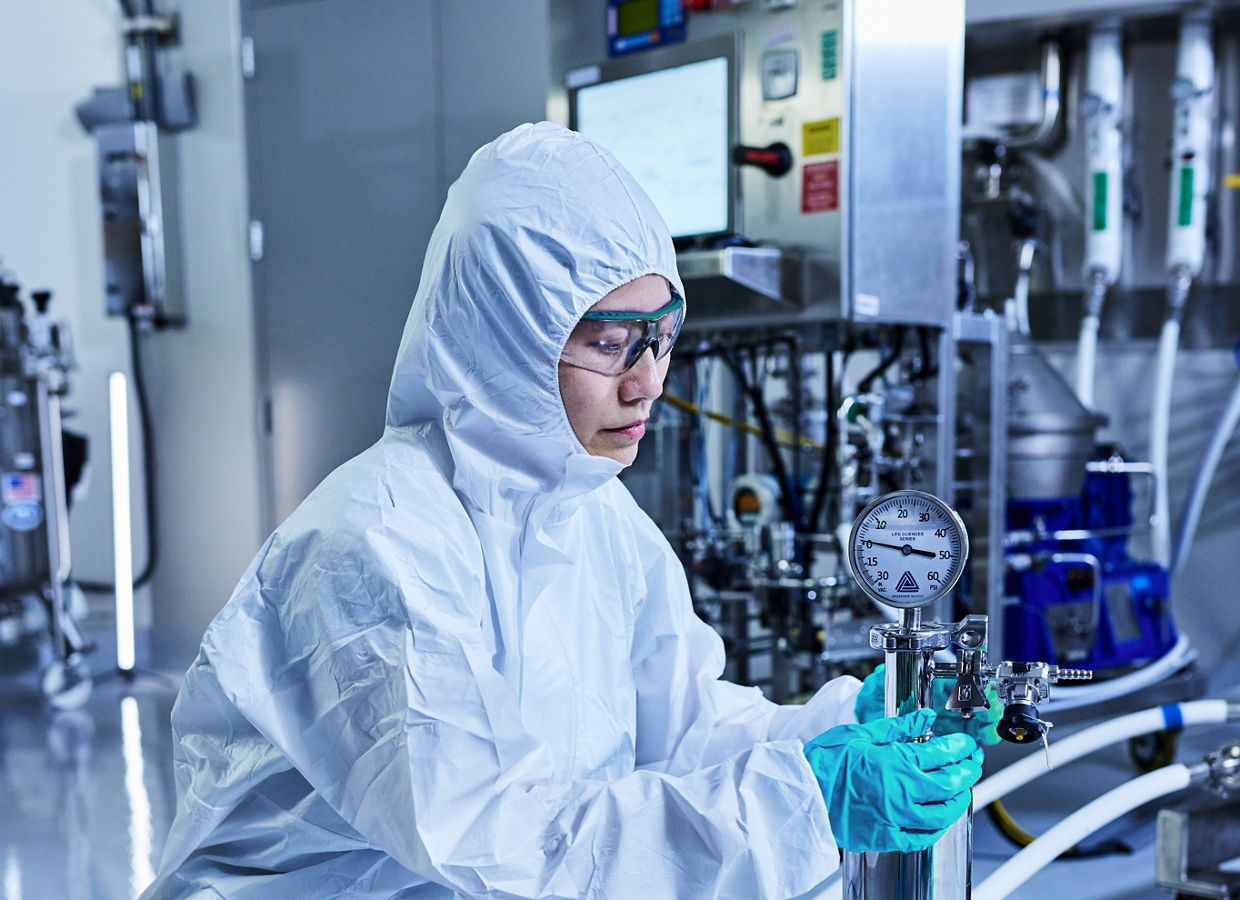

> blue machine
[1004,467,1176,672]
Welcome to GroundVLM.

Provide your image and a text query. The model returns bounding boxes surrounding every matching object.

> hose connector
[1204,741,1240,797]
[1085,269,1108,318]
[1166,265,1192,321]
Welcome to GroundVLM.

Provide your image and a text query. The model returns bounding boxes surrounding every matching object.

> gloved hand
[803,708,982,853]
[854,664,1003,746]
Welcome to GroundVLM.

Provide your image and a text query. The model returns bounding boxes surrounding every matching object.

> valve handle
[732,142,793,177]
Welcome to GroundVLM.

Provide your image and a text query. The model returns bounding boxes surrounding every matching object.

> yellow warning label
[1225,174,1240,189]
[803,118,840,157]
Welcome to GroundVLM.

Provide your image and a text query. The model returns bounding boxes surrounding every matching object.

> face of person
[558,274,674,465]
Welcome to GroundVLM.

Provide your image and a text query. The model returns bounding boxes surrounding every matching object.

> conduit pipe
[1154,10,1214,567]
[973,763,1199,900]
[974,699,1236,809]
[1150,305,1184,567]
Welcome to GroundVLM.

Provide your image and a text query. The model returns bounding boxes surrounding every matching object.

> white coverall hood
[386,121,683,513]
[144,123,858,900]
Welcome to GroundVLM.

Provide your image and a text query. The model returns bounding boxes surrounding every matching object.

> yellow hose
[663,392,824,452]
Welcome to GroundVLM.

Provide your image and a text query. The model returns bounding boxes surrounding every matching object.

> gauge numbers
[847,490,969,609]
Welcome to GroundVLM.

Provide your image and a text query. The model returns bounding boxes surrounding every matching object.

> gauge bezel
[846,489,969,609]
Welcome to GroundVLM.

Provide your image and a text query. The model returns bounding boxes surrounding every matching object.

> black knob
[31,290,52,314]
[732,142,793,177]
[997,702,1046,744]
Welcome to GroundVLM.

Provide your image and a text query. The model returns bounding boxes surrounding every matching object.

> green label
[1092,172,1108,231]
[821,30,838,80]
[1177,167,1195,227]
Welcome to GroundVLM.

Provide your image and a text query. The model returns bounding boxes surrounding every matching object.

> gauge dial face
[847,490,969,609]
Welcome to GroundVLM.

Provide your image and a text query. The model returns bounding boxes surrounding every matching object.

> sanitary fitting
[1204,741,1240,797]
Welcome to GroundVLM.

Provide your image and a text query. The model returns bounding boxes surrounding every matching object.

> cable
[662,392,823,451]
[856,327,905,394]
[807,349,838,534]
[76,320,159,593]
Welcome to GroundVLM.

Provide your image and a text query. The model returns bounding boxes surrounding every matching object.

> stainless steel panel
[552,0,964,328]
[849,0,964,327]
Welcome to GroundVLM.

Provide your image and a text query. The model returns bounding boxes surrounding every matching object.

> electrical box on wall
[93,121,185,325]
[74,10,195,329]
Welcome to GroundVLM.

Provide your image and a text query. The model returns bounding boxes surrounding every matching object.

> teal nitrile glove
[854,664,1004,746]
[803,708,982,853]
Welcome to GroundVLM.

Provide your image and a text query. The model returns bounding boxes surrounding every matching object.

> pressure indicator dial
[847,490,969,609]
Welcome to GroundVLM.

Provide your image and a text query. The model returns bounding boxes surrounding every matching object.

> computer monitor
[568,33,740,244]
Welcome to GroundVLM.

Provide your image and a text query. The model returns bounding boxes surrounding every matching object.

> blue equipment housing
[1004,467,1177,672]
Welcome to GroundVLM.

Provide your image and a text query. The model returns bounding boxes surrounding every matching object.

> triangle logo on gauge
[895,571,920,593]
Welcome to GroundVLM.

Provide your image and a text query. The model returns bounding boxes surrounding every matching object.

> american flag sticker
[2,472,42,505]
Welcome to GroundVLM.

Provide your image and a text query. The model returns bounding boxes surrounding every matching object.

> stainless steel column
[843,609,972,899]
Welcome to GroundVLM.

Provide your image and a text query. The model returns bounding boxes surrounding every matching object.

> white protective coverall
[145,121,861,900]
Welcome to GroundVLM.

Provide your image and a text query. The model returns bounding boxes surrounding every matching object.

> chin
[589,441,640,466]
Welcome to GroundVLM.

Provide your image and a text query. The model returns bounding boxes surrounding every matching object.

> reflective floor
[0,638,180,900]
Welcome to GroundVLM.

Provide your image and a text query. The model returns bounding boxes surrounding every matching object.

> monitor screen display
[575,55,730,240]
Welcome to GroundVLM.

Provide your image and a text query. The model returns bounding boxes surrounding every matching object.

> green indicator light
[1178,167,1195,227]
[1092,172,1108,231]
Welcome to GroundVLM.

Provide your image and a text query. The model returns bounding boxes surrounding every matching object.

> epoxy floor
[0,640,180,900]
[0,615,1236,900]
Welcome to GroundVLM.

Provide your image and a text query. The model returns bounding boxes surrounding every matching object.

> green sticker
[1177,167,1195,227]
[821,30,838,80]
[1092,172,1107,231]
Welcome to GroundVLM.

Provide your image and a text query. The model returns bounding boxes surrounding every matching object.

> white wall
[0,0,264,671]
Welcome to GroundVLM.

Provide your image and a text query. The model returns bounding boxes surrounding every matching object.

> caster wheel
[40,654,93,710]
[1129,728,1180,773]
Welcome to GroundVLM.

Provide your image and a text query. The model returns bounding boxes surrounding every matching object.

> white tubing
[973,764,1194,900]
[1150,316,1180,567]
[1043,632,1196,712]
[1172,374,1240,580]
[1074,312,1100,408]
[974,699,1230,810]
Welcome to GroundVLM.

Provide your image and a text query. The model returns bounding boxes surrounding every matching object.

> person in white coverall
[143,122,985,900]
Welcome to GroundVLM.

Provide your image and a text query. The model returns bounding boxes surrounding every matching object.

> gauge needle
[867,540,937,559]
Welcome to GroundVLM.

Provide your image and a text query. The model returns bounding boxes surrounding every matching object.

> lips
[606,420,646,441]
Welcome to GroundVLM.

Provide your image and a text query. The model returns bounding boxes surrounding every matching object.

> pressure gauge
[847,490,969,609]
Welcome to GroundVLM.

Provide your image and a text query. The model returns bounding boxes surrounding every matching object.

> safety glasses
[560,290,685,376]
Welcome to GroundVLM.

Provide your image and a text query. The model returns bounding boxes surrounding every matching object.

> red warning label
[801,160,839,213]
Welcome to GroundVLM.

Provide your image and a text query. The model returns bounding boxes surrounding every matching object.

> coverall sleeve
[629,538,861,771]
[213,540,841,900]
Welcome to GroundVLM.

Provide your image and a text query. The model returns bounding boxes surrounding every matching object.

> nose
[619,346,665,403]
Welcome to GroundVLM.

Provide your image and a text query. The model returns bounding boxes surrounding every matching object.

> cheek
[558,365,605,439]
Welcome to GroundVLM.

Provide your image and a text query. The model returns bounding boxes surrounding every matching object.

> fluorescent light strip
[110,371,135,673]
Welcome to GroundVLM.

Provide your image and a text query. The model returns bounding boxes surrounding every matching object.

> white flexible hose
[974,699,1230,809]
[973,764,1194,900]
[1074,313,1100,408]
[1043,632,1196,712]
[1172,374,1240,581]
[1149,317,1180,567]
